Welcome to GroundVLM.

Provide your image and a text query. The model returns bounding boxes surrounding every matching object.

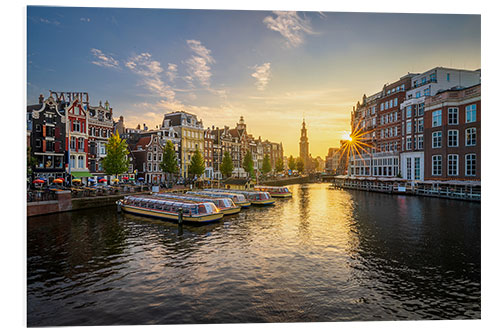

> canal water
[27,183,480,326]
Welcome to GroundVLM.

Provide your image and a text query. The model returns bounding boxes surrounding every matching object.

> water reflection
[27,183,480,326]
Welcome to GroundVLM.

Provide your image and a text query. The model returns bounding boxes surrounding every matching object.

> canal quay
[27,183,480,326]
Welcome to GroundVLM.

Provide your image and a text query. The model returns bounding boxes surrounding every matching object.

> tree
[102,131,129,178]
[188,148,205,178]
[160,141,179,182]
[275,158,284,173]
[262,154,272,174]
[296,157,304,173]
[243,151,254,178]
[288,155,296,171]
[220,151,234,178]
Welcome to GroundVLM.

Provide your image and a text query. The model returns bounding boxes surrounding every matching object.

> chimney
[38,94,44,104]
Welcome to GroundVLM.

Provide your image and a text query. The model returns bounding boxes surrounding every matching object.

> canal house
[28,94,67,182]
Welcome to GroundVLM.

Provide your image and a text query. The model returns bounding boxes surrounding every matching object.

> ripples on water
[27,183,480,326]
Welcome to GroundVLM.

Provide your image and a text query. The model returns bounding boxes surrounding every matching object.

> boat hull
[269,192,292,198]
[221,206,242,215]
[121,204,224,224]
[250,199,275,206]
[236,201,251,208]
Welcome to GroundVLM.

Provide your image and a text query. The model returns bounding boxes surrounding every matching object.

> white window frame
[447,154,458,176]
[465,154,476,176]
[466,128,477,146]
[432,131,442,148]
[448,130,459,147]
[432,155,442,176]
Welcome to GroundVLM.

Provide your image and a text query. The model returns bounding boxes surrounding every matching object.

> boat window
[198,204,207,214]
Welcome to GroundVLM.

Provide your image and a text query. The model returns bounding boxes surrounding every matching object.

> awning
[70,171,94,178]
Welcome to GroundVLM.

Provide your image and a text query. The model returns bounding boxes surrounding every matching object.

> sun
[341,131,352,141]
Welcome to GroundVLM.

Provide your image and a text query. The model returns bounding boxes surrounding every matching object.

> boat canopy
[153,193,236,208]
[196,191,247,203]
[255,185,290,193]
[209,189,272,200]
[124,195,218,215]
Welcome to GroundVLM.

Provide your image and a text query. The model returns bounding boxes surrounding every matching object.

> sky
[27,7,481,158]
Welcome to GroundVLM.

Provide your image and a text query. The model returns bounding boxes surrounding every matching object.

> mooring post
[177,207,183,235]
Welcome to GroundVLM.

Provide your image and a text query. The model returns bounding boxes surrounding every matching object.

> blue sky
[27,7,480,157]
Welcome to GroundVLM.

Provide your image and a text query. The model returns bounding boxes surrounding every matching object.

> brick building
[424,84,480,180]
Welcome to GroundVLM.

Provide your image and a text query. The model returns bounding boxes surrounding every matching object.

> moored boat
[254,185,292,198]
[153,193,241,215]
[116,196,224,223]
[193,190,251,208]
[208,189,275,206]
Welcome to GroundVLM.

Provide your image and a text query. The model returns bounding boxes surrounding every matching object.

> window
[448,155,458,176]
[466,154,476,176]
[389,100,393,108]
[78,138,84,151]
[418,103,424,116]
[447,73,450,81]
[422,77,427,84]
[407,158,412,180]
[148,152,152,160]
[417,118,424,133]
[70,137,76,151]
[380,103,384,111]
[73,120,80,132]
[432,131,442,148]
[432,155,442,176]
[466,128,477,146]
[35,124,41,132]
[148,163,152,172]
[416,91,421,98]
[406,120,412,134]
[78,156,84,169]
[466,104,477,123]
[406,106,412,118]
[394,112,398,122]
[424,88,430,96]
[432,110,442,127]
[100,143,106,156]
[448,130,458,147]
[417,135,424,150]
[394,126,398,137]
[385,101,388,109]
[70,155,75,169]
[430,73,436,82]
[406,136,412,150]
[35,139,41,148]
[415,157,421,180]
[448,108,458,125]
[394,98,398,106]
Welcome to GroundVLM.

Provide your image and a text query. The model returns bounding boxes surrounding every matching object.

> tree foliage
[262,154,272,174]
[296,157,304,173]
[160,141,179,176]
[188,148,205,177]
[243,151,254,178]
[275,158,284,173]
[220,151,234,178]
[102,131,129,177]
[288,155,296,171]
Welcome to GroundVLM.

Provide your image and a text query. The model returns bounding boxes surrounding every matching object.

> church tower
[299,119,309,166]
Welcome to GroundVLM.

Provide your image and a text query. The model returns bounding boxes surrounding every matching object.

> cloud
[40,17,60,26]
[251,63,272,91]
[166,63,178,82]
[90,48,119,68]
[263,11,315,48]
[186,40,215,87]
[125,53,178,103]
[80,17,91,22]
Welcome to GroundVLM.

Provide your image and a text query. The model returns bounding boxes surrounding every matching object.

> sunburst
[335,121,375,174]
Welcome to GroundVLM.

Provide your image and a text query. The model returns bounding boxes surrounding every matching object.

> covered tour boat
[208,189,275,206]
[153,193,241,215]
[116,196,224,223]
[254,185,292,198]
[191,191,251,208]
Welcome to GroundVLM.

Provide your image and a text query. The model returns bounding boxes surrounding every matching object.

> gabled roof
[134,136,152,150]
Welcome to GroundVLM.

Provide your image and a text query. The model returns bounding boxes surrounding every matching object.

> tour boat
[192,190,251,208]
[254,185,292,198]
[116,196,224,223]
[153,193,241,215]
[208,189,275,206]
